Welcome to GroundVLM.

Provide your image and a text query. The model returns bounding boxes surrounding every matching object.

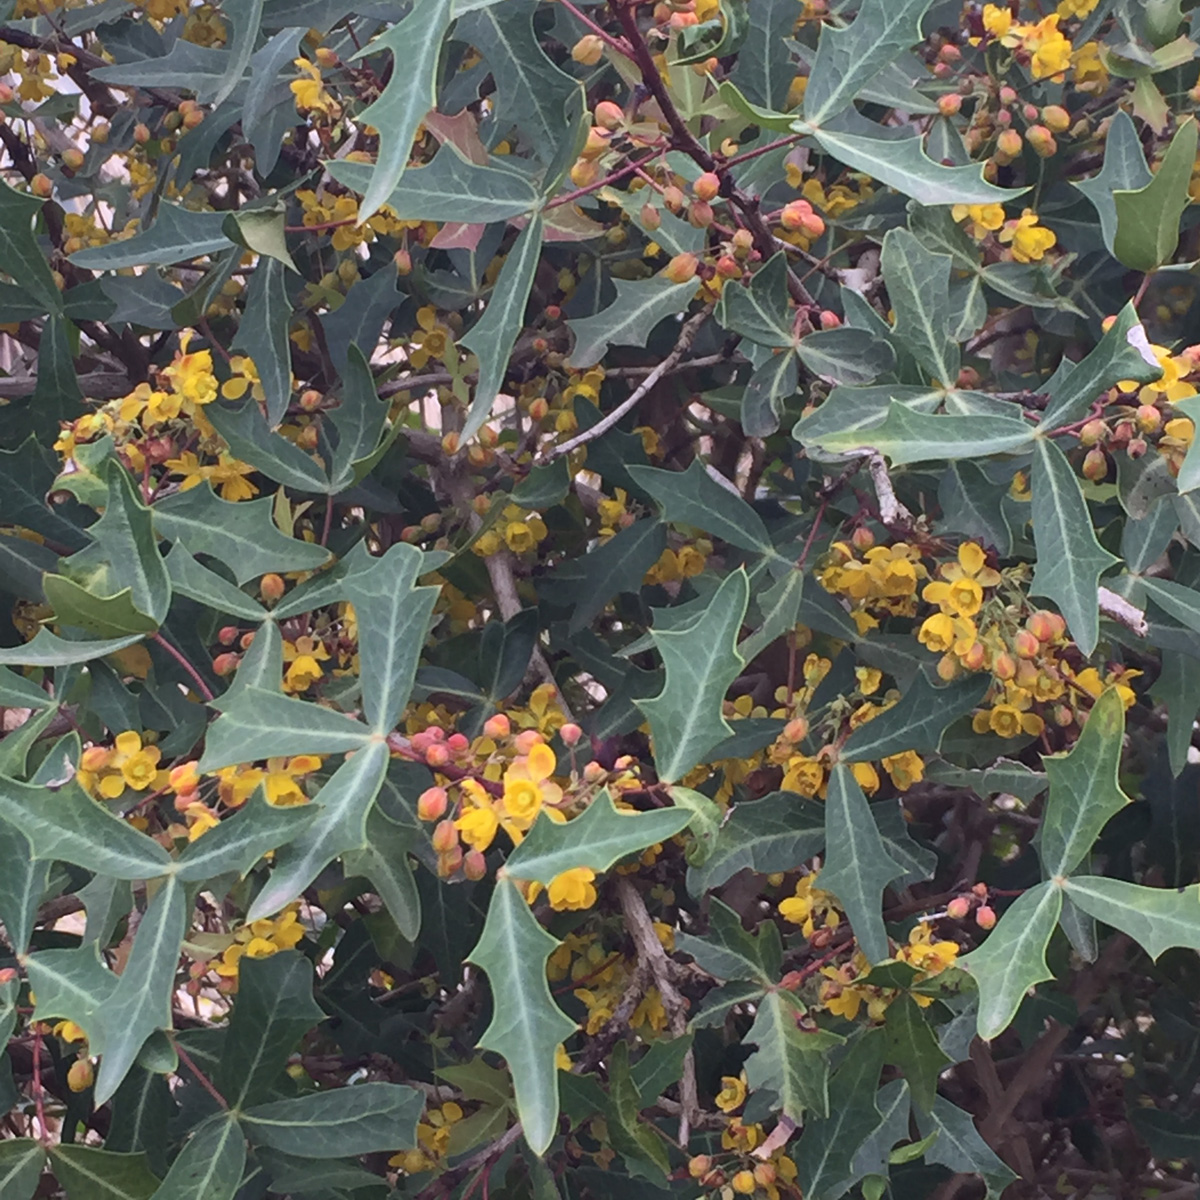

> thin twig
[1098,586,1147,637]
[151,633,216,702]
[542,307,712,462]
[174,1040,229,1109]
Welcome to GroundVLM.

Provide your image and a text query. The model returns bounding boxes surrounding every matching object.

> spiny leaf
[715,251,791,347]
[47,1144,160,1200]
[743,991,842,1120]
[566,277,698,369]
[147,1115,244,1200]
[960,880,1061,1040]
[505,790,691,884]
[677,897,783,988]
[883,994,950,1113]
[231,256,292,428]
[880,226,958,386]
[1074,110,1153,253]
[0,1140,44,1200]
[466,876,576,1155]
[819,765,907,964]
[1062,875,1200,959]
[69,203,233,270]
[164,543,266,621]
[636,568,750,783]
[1030,436,1120,657]
[344,806,422,941]
[0,179,65,314]
[915,1097,1017,1200]
[1040,688,1131,878]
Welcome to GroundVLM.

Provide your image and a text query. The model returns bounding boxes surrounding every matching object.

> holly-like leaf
[466,876,576,1155]
[960,880,1062,1040]
[0,1140,44,1200]
[216,950,324,1109]
[1074,110,1153,254]
[48,1144,160,1200]
[350,0,454,221]
[802,0,935,127]
[0,820,48,953]
[685,791,825,895]
[0,775,171,880]
[153,486,331,586]
[505,789,691,884]
[70,204,234,270]
[803,400,1033,465]
[163,543,266,621]
[915,1097,1017,1200]
[938,460,1014,556]
[26,875,187,1103]
[344,806,422,940]
[739,568,805,663]
[148,1114,245,1200]
[883,994,950,1113]
[796,327,894,385]
[627,461,772,554]
[636,568,750,783]
[742,351,799,438]
[842,673,991,763]
[880,227,958,386]
[1040,688,1130,878]
[241,1082,423,1157]
[743,991,842,1120]
[231,256,292,428]
[326,344,394,493]
[818,765,907,964]
[343,542,441,734]
[677,897,783,987]
[1062,875,1200,959]
[0,179,64,315]
[1037,302,1161,429]
[245,738,390,922]
[1112,116,1198,271]
[566,277,698,369]
[1030,436,1120,658]
[715,251,791,346]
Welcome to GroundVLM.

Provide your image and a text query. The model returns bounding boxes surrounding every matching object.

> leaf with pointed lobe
[47,1144,160,1200]
[743,991,842,1121]
[148,1115,245,1200]
[1062,875,1200,959]
[566,277,698,369]
[677,897,783,988]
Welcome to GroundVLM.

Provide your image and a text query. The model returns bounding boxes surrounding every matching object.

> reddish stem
[320,498,335,548]
[175,1040,229,1109]
[546,151,659,210]
[557,0,636,60]
[722,133,805,168]
[151,633,216,702]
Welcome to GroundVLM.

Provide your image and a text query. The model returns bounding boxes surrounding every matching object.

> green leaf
[627,460,772,554]
[1030,436,1120,658]
[148,1115,245,1200]
[1074,110,1152,254]
[960,880,1062,1040]
[916,1098,1017,1199]
[727,0,794,108]
[883,994,950,1113]
[802,400,1034,465]
[0,179,63,315]
[1150,650,1200,776]
[222,204,296,272]
[715,251,791,346]
[505,789,690,884]
[842,673,991,763]
[242,1082,423,1156]
[880,227,958,386]
[743,991,842,1120]
[0,630,145,667]
[42,577,160,639]
[351,0,455,221]
[1062,875,1200,958]
[48,1145,160,1200]
[216,950,324,1108]
[0,1140,45,1200]
[819,765,907,964]
[326,344,393,492]
[0,665,51,708]
[343,542,440,733]
[205,398,331,493]
[153,485,331,586]
[803,0,934,127]
[798,117,1022,207]
[1137,575,1200,633]
[0,820,48,953]
[198,688,374,771]
[344,805,422,940]
[566,277,698,369]
[741,351,799,437]
[670,784,722,866]
[938,461,1014,556]
[1039,688,1130,878]
[174,791,319,884]
[466,876,576,1155]
[607,1041,669,1180]
[0,435,91,550]
[245,737,390,922]
[164,543,266,620]
[327,148,541,224]
[1112,116,1198,271]
[796,327,894,385]
[0,775,171,880]
[209,0,264,106]
[27,875,187,1103]
[70,204,234,270]
[685,790,825,895]
[739,568,805,663]
[677,897,782,987]
[232,256,292,427]
[636,568,750,782]
[1038,303,1161,429]
[792,1030,887,1198]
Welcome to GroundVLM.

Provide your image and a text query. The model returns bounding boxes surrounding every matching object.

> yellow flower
[1119,345,1193,405]
[988,703,1042,739]
[282,636,330,693]
[922,543,1001,618]
[290,57,338,116]
[162,332,219,407]
[263,755,321,806]
[501,742,563,830]
[918,612,978,656]
[897,922,959,975]
[1071,40,1107,88]
[548,866,597,911]
[715,1074,748,1113]
[208,454,259,502]
[54,1020,87,1043]
[113,730,165,792]
[779,872,841,937]
[851,761,880,795]
[981,3,1015,39]
[881,750,924,791]
[781,754,824,797]
[999,209,1057,263]
[456,804,500,852]
[165,450,210,491]
[951,203,1005,239]
[410,305,451,368]
[1057,0,1098,15]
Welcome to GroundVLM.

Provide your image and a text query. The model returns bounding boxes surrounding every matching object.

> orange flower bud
[431,819,459,853]
[133,122,151,144]
[437,845,464,877]
[946,896,971,920]
[688,1156,712,1180]
[463,849,487,880]
[731,227,754,257]
[1136,404,1161,433]
[693,171,720,201]
[394,248,412,275]
[937,93,962,116]
[993,651,1016,681]
[594,100,624,130]
[663,252,698,283]
[212,652,240,677]
[62,147,84,170]
[260,573,285,602]
[418,787,449,821]
[581,126,612,160]
[819,309,841,329]
[67,1059,94,1093]
[1026,124,1057,158]
[571,34,604,65]
[687,200,714,228]
[1082,447,1108,481]
[483,713,511,739]
[1042,104,1070,133]
[442,431,461,455]
[975,905,997,930]
[560,722,583,746]
[783,716,809,743]
[1079,418,1107,447]
[850,525,875,551]
[30,173,53,198]
[569,158,598,188]
[662,185,685,213]
[425,743,450,767]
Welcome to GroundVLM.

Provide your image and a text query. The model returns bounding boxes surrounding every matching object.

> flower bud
[783,716,809,743]
[67,1059,94,1093]
[753,1164,777,1187]
[1079,418,1107,447]
[260,573,285,602]
[581,126,612,160]
[995,128,1023,162]
[560,722,583,746]
[1014,629,1040,659]
[715,254,741,279]
[1082,447,1108,480]
[687,200,714,228]
[693,171,720,201]
[583,760,606,782]
[962,641,986,671]
[1026,124,1057,158]
[514,729,543,755]
[442,431,461,455]
[819,309,841,329]
[447,732,470,753]
[850,525,875,551]
[133,122,151,144]
[946,896,971,920]
[662,185,685,213]
[431,818,459,853]
[218,625,239,646]
[594,100,624,130]
[483,713,511,739]
[418,786,449,821]
[1042,104,1070,133]
[688,1156,712,1180]
[1127,436,1148,459]
[975,905,997,930]
[30,173,52,198]
[779,199,815,232]
[182,108,205,130]
[731,1170,756,1195]
[569,158,598,187]
[999,85,1017,105]
[240,631,256,650]
[463,848,487,880]
[663,252,698,283]
[299,388,323,412]
[1136,404,1161,433]
[394,248,412,275]
[571,34,604,65]
[437,845,464,877]
[993,651,1016,681]
[937,93,962,117]
[213,652,240,677]
[62,146,84,170]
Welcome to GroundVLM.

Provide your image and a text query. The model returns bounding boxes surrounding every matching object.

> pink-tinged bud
[514,729,543,755]
[1136,404,1161,433]
[1079,418,1107,447]
[937,654,959,682]
[687,200,714,228]
[437,845,464,877]
[218,626,239,647]
[662,185,685,213]
[1054,704,1074,727]
[663,252,698,283]
[932,61,952,78]
[447,732,469,753]
[260,573,285,602]
[62,146,84,171]
[1042,104,1070,133]
[693,171,720,201]
[483,713,511,739]
[431,819,459,853]
[1082,447,1108,480]
[1026,610,1060,642]
[560,722,583,746]
[133,122,151,144]
[394,248,412,275]
[715,254,741,279]
[594,100,624,130]
[427,726,446,742]
[569,158,598,188]
[1022,103,1039,122]
[571,34,604,65]
[731,227,754,258]
[779,199,816,232]
[1013,629,1040,659]
[972,882,989,897]
[30,173,53,199]
[962,641,986,671]
[67,1059,94,1093]
[946,896,971,920]
[993,651,1017,681]
[583,760,606,782]
[975,905,997,930]
[240,631,256,650]
[463,849,487,880]
[418,787,449,821]
[212,652,240,677]
[995,129,1023,162]
[1026,124,1057,158]
[938,43,962,63]
[1101,313,1118,333]
[937,93,962,117]
[640,202,661,231]
[850,525,875,551]
[0,83,13,104]
[425,743,450,768]
[783,716,809,743]
[819,310,841,330]
[999,85,1017,105]
[1127,436,1148,459]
